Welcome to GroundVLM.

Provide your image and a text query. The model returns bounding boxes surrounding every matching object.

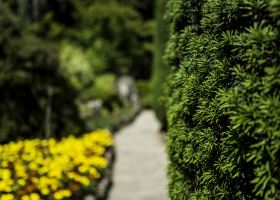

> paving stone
[109,110,168,200]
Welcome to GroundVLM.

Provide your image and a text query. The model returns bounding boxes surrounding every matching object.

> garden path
[109,110,168,200]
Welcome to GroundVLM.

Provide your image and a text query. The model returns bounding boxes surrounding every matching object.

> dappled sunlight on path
[109,110,168,200]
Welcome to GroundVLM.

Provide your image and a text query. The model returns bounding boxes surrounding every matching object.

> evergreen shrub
[165,0,280,199]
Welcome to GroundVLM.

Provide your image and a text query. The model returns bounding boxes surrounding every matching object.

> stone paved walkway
[109,110,168,200]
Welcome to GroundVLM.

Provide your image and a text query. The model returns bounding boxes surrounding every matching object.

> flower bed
[0,129,113,200]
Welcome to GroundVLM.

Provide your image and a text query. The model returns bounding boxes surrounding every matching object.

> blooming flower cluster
[0,129,113,200]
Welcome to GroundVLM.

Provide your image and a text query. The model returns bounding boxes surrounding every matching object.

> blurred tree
[3,0,75,24]
[70,1,152,79]
[59,41,95,100]
[0,5,84,143]
[117,0,154,20]
[0,0,156,143]
[3,0,154,79]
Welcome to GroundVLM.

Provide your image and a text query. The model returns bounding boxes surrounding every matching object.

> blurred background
[0,0,169,199]
[0,0,167,143]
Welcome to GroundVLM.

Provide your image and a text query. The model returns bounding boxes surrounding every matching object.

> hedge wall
[165,0,280,199]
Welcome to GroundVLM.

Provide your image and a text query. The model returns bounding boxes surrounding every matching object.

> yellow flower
[30,193,40,200]
[1,194,14,200]
[40,187,50,195]
[63,190,72,197]
[89,168,101,179]
[29,162,38,170]
[50,182,58,190]
[79,177,90,186]
[18,179,26,186]
[0,181,12,192]
[1,161,8,168]
[0,129,113,198]
[21,195,30,200]
[20,195,30,200]
[31,177,39,184]
[90,157,107,168]
[15,164,27,179]
[54,189,72,199]
[78,165,88,173]
[1,169,11,180]
[53,191,63,200]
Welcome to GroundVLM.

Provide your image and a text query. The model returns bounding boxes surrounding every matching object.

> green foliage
[149,0,169,129]
[79,73,121,122]
[1,0,155,143]
[270,0,280,25]
[91,74,117,101]
[136,80,153,108]
[3,0,75,24]
[28,12,65,39]
[165,0,280,199]
[117,0,154,20]
[70,1,152,78]
[0,5,84,142]
[59,41,95,99]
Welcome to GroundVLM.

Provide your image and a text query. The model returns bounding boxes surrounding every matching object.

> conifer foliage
[165,0,280,199]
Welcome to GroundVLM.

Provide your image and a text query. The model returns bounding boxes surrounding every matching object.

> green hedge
[165,0,280,199]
